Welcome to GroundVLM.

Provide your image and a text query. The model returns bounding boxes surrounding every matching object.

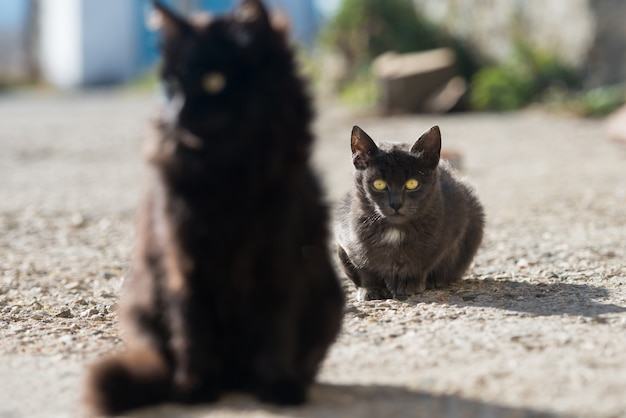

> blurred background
[1,0,626,120]
[0,0,324,88]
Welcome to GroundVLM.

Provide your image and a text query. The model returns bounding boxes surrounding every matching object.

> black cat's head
[351,125,442,223]
[152,0,290,136]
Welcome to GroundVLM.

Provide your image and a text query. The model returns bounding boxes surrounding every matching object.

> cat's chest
[378,227,406,246]
[362,224,428,262]
[358,225,427,275]
[355,225,402,256]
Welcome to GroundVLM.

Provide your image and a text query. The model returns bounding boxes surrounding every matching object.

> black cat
[86,0,343,415]
[334,125,484,301]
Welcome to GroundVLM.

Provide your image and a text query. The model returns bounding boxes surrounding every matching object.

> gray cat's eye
[372,179,387,191]
[405,179,419,190]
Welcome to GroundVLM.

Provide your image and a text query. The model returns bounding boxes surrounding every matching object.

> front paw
[172,369,220,404]
[426,275,452,289]
[402,279,426,297]
[387,277,426,300]
[357,287,392,301]
[256,379,307,406]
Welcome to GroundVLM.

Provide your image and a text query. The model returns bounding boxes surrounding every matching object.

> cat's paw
[172,380,221,405]
[256,379,307,406]
[357,287,393,301]
[427,275,457,289]
[403,279,426,297]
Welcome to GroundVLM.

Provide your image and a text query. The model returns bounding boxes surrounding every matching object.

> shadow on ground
[405,278,626,317]
[128,383,556,418]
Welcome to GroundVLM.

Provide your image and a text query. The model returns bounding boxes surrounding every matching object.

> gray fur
[334,125,485,301]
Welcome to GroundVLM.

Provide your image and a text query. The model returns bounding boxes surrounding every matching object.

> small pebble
[70,213,86,228]
[64,281,81,290]
[31,311,49,320]
[80,308,99,318]
[55,308,74,318]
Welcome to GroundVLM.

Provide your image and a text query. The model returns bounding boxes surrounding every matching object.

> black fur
[334,125,484,301]
[86,1,343,414]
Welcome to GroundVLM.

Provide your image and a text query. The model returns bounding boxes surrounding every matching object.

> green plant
[339,70,379,108]
[295,47,322,87]
[470,66,534,111]
[125,71,159,92]
[546,84,626,117]
[321,0,440,71]
[470,38,578,111]
[576,85,626,117]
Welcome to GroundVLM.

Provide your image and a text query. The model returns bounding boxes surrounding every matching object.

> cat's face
[351,126,442,224]
[153,0,286,134]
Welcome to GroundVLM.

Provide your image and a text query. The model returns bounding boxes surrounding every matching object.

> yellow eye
[372,179,387,191]
[202,72,226,94]
[405,179,419,190]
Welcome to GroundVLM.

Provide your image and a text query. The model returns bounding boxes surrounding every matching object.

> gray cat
[334,125,484,301]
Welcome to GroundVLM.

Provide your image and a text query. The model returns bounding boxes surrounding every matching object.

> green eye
[202,72,226,94]
[372,179,387,191]
[405,179,419,190]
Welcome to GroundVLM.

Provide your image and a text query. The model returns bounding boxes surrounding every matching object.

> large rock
[414,0,626,88]
[373,48,465,113]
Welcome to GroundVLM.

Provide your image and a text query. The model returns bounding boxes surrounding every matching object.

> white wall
[40,0,83,88]
[39,0,139,88]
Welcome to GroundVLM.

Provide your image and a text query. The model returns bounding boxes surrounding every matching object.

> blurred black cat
[86,0,343,415]
[334,125,484,301]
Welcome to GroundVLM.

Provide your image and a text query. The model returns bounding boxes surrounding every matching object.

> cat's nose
[389,200,403,211]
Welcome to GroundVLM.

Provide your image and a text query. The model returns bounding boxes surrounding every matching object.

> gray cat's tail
[85,348,173,416]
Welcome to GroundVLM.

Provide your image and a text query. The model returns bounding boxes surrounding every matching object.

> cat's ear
[152,1,194,43]
[411,126,441,170]
[351,126,379,169]
[236,0,271,29]
[270,11,291,38]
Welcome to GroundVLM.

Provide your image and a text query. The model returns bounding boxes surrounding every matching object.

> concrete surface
[0,91,625,417]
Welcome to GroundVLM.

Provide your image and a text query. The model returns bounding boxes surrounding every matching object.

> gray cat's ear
[351,126,379,169]
[152,1,194,43]
[411,126,441,170]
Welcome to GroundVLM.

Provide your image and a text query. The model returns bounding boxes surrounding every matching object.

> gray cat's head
[351,125,442,224]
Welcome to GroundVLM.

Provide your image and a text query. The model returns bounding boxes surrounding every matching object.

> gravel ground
[0,91,625,418]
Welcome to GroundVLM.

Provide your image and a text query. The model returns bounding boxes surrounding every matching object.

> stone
[373,48,458,113]
[55,308,73,319]
[421,76,468,113]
